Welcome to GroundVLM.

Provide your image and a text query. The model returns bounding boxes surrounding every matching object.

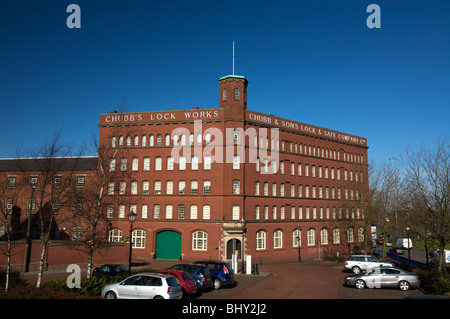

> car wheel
[214,279,222,290]
[352,266,362,274]
[355,279,366,289]
[105,291,117,299]
[399,280,410,291]
[154,295,165,299]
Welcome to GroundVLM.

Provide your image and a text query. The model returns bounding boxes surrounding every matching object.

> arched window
[273,230,283,249]
[149,135,154,146]
[132,229,146,248]
[256,230,266,250]
[157,134,162,146]
[109,229,123,242]
[293,229,301,247]
[307,228,315,246]
[320,228,328,245]
[358,227,365,242]
[347,228,354,243]
[333,228,340,244]
[192,231,207,250]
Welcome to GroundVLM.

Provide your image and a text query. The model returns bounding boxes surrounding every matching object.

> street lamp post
[406,226,411,265]
[241,218,246,274]
[296,224,302,263]
[128,210,137,274]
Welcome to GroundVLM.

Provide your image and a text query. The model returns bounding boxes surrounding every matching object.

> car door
[138,276,162,299]
[366,256,380,270]
[117,275,142,299]
[381,268,401,288]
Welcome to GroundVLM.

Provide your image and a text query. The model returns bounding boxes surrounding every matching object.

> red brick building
[0,74,369,270]
[98,74,369,263]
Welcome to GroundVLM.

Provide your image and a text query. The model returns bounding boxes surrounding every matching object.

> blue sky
[1,0,449,163]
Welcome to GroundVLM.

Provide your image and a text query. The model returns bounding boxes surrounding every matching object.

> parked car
[344,266,420,291]
[101,273,183,299]
[389,247,405,255]
[168,264,213,291]
[194,260,236,289]
[160,270,198,297]
[344,255,395,274]
[92,264,129,278]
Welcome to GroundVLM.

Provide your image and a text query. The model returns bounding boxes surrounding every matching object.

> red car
[160,270,198,297]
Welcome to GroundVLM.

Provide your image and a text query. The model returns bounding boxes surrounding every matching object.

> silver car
[101,273,183,299]
[344,267,420,291]
[344,255,394,274]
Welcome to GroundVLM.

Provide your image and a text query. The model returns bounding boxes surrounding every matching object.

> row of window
[104,227,365,250]
[105,203,363,221]
[6,175,86,189]
[111,131,364,165]
[106,178,361,201]
[109,155,365,182]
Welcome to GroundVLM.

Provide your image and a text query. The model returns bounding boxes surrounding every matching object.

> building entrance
[226,238,241,260]
[155,231,181,259]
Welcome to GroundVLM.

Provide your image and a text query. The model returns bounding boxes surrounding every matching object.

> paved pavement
[21,258,425,299]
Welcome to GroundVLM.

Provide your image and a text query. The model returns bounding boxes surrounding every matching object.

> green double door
[155,231,182,259]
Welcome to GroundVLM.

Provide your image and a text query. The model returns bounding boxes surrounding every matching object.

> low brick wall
[0,240,128,272]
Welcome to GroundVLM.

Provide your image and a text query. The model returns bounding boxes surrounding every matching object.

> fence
[374,249,439,272]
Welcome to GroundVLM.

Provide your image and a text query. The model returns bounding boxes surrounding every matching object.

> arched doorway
[226,238,241,260]
[155,231,181,259]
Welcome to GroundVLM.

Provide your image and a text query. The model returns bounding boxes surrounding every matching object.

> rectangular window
[191,156,199,170]
[132,157,139,171]
[131,181,137,195]
[142,204,148,218]
[166,180,173,194]
[119,205,125,218]
[167,157,174,170]
[178,180,185,194]
[203,180,211,194]
[232,205,240,220]
[76,175,85,187]
[166,205,173,219]
[178,205,185,219]
[203,205,210,220]
[142,181,149,194]
[254,181,260,196]
[155,157,162,171]
[120,158,127,171]
[143,157,150,171]
[74,198,83,214]
[179,156,186,170]
[107,205,114,218]
[232,180,240,194]
[233,155,240,169]
[153,204,161,219]
[108,181,114,195]
[154,180,161,194]
[191,180,198,194]
[204,156,211,170]
[109,158,116,171]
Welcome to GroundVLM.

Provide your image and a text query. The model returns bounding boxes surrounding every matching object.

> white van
[396,238,413,249]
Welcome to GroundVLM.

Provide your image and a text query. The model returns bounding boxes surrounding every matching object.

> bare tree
[402,137,450,272]
[0,174,24,291]
[17,132,84,287]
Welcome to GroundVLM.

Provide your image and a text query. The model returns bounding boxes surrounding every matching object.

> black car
[194,260,236,289]
[168,264,213,291]
[92,264,129,277]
